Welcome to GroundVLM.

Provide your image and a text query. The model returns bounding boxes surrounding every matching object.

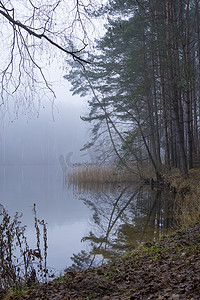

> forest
[1,1,200,299]
[66,0,200,181]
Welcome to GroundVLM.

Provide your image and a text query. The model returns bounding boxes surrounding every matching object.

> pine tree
[65,0,200,179]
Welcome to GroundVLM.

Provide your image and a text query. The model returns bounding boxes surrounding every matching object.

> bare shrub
[0,204,49,294]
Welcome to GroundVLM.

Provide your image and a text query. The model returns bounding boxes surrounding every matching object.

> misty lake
[0,164,176,274]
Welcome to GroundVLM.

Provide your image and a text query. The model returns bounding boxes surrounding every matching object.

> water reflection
[0,165,91,272]
[66,184,176,271]
[0,165,176,273]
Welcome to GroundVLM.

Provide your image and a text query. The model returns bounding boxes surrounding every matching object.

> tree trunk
[158,51,170,170]
[165,0,188,177]
[184,0,193,168]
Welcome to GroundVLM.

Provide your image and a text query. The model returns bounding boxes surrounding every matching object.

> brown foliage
[8,223,200,299]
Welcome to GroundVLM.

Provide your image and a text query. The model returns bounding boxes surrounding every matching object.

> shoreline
[4,221,199,299]
[2,168,200,299]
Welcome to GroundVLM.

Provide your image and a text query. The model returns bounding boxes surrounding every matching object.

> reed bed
[67,164,140,186]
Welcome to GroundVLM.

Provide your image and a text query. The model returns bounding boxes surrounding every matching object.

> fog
[0,68,93,271]
[0,73,90,166]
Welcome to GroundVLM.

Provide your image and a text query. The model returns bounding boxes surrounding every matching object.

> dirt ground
[3,222,200,300]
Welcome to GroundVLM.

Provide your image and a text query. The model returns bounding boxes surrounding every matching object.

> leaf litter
[3,222,200,299]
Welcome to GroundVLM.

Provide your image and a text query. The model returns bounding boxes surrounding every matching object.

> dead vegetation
[0,204,51,298]
[67,164,140,185]
[3,222,200,299]
[67,164,200,227]
[164,168,200,228]
[2,167,200,299]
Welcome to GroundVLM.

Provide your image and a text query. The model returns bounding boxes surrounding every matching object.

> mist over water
[0,77,176,274]
[0,79,93,272]
[0,164,91,271]
[0,93,88,166]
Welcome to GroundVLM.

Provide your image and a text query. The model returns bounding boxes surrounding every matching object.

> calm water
[0,165,176,274]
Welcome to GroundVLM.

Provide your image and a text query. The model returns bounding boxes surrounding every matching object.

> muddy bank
[4,222,200,299]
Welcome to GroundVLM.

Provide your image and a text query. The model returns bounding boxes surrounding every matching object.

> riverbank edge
[3,169,200,299]
[4,221,200,299]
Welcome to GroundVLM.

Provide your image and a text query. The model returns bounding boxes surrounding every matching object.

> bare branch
[0,0,102,117]
[0,8,89,63]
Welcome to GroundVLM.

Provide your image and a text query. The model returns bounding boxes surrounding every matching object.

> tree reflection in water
[65,184,176,272]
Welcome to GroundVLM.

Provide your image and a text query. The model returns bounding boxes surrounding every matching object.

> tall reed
[67,164,140,186]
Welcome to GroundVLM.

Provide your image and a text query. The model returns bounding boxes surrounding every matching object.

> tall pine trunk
[165,0,188,177]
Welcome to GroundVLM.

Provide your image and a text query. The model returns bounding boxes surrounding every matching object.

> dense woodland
[65,0,200,180]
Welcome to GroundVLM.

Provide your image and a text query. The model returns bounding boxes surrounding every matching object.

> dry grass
[67,164,140,186]
[168,168,200,227]
[68,164,200,226]
[0,204,50,295]
[175,191,200,228]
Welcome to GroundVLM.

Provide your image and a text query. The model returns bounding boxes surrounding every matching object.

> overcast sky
[0,0,107,166]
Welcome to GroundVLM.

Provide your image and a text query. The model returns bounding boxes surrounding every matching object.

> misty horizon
[0,90,91,166]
